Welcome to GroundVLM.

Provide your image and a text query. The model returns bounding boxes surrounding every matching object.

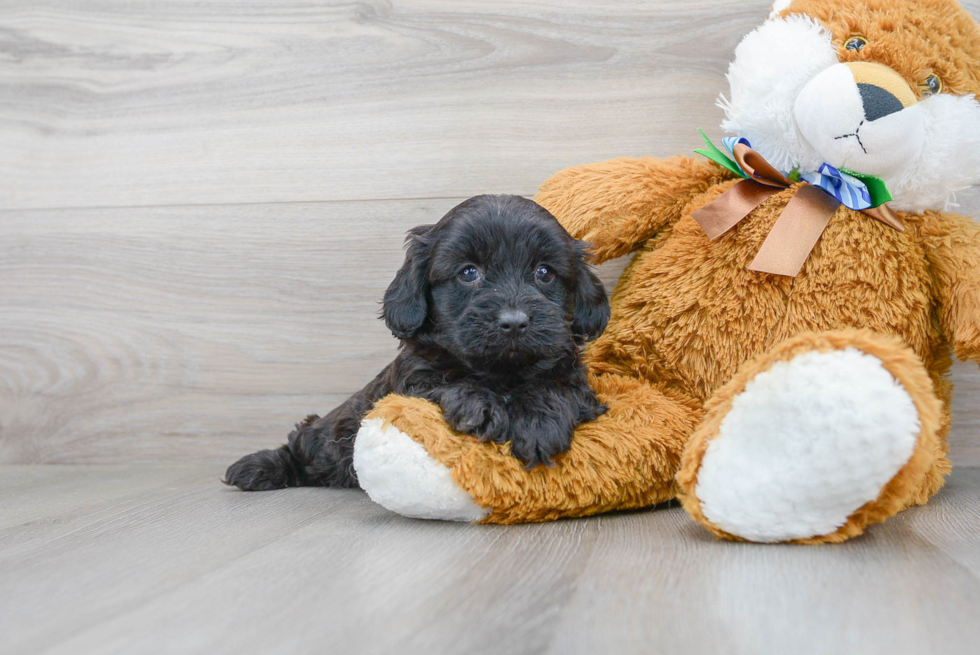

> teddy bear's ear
[382,225,435,339]
[571,241,610,341]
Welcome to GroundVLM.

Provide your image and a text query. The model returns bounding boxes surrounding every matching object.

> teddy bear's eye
[919,74,943,97]
[845,36,868,51]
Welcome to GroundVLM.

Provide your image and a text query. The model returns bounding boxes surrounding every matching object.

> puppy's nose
[498,310,529,335]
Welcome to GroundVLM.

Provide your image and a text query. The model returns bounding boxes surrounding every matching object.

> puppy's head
[382,194,609,370]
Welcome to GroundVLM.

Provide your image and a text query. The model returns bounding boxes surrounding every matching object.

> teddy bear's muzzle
[794,61,925,179]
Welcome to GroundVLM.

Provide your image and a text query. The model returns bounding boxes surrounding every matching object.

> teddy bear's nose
[857,83,904,121]
[844,61,917,122]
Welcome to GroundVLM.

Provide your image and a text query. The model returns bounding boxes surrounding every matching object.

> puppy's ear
[382,225,434,339]
[571,241,610,341]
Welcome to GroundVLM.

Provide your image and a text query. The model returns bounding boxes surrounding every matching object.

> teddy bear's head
[721,0,980,212]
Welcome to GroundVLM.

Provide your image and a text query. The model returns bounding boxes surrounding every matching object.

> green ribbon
[694,129,893,208]
[694,129,746,179]
[838,167,893,206]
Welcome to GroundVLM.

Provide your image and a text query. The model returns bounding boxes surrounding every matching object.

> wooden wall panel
[2,0,979,464]
[1,0,764,209]
[1,200,441,462]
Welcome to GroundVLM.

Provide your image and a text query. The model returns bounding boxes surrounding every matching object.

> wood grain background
[2,0,979,465]
[4,464,980,654]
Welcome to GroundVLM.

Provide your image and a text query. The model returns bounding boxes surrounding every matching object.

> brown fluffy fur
[365,372,699,524]
[364,0,980,540]
[779,0,980,99]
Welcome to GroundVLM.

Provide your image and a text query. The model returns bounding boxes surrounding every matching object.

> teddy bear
[349,0,980,544]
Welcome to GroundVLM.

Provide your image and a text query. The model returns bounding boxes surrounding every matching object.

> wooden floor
[0,464,979,655]
[4,1,980,653]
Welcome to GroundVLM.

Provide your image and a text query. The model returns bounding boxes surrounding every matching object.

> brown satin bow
[691,142,903,277]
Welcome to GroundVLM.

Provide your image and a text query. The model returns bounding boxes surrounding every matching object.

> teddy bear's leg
[676,330,945,544]
[353,374,699,523]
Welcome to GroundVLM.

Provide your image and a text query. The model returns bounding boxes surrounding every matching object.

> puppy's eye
[457,265,481,284]
[845,36,867,51]
[535,265,555,284]
[920,74,943,97]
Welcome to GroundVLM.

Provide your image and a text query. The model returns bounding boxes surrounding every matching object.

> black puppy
[225,194,610,491]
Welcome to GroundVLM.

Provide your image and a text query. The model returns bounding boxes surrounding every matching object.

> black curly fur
[224,194,610,491]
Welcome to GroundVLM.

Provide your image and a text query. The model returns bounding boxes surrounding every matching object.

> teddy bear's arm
[918,211,980,363]
[535,155,728,263]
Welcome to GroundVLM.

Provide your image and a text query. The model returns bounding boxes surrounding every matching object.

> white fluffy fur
[353,418,489,522]
[695,348,920,543]
[722,15,980,213]
[794,64,926,180]
[720,15,838,173]
[887,93,980,212]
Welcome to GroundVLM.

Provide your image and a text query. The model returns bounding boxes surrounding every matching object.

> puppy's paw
[579,401,608,423]
[223,448,299,491]
[508,420,575,469]
[439,387,508,442]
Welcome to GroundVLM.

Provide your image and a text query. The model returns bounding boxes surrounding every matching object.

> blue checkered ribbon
[722,136,751,157]
[797,164,873,211]
[721,137,874,211]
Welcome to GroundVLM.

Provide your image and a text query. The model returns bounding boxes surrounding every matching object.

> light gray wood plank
[0,465,376,654]
[0,465,978,655]
[0,464,210,529]
[5,0,976,211]
[0,199,437,463]
[0,0,775,210]
[549,489,980,655]
[950,359,980,466]
[0,198,638,464]
[899,467,980,577]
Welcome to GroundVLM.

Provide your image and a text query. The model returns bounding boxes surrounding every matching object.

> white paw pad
[353,418,489,522]
[696,348,920,542]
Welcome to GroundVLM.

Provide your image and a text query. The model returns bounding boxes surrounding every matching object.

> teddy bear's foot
[676,330,944,544]
[353,374,699,524]
[353,416,490,521]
